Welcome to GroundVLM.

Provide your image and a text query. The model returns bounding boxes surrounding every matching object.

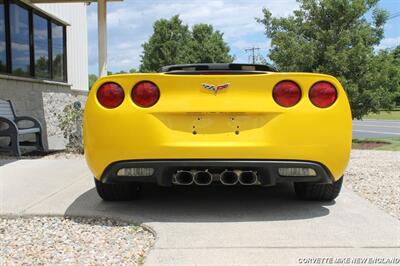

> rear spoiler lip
[160,63,278,73]
[162,70,272,75]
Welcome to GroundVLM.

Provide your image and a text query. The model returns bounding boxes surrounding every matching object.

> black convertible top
[160,63,277,74]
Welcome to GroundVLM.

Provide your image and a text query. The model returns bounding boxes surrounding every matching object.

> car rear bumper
[99,159,334,186]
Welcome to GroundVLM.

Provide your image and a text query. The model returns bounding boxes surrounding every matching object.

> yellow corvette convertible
[84,64,352,201]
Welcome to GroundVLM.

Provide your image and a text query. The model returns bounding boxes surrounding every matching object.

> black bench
[0,99,44,156]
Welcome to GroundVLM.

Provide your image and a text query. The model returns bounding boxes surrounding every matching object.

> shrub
[57,101,83,154]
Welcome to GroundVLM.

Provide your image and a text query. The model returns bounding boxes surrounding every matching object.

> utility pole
[245,47,260,64]
[98,0,108,77]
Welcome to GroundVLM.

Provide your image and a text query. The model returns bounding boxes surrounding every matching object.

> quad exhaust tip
[193,171,212,186]
[174,169,259,186]
[220,170,239,185]
[239,171,258,185]
[174,170,194,185]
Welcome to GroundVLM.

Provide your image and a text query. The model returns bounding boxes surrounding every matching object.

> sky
[86,0,400,75]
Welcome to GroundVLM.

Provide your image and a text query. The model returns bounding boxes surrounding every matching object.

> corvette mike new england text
[298,257,400,264]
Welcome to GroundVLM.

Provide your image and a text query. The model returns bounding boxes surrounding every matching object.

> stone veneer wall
[0,75,87,150]
[43,91,87,150]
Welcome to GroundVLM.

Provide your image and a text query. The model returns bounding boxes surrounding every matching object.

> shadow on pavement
[0,158,17,167]
[0,150,63,166]
[65,183,332,223]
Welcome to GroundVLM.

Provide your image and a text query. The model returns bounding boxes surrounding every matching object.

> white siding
[36,3,89,91]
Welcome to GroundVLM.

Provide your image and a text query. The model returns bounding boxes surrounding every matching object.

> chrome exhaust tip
[220,170,239,185]
[193,171,212,186]
[239,171,258,185]
[174,170,194,185]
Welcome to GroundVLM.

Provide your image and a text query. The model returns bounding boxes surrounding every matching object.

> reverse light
[309,82,337,108]
[273,81,302,107]
[132,81,160,107]
[117,168,154,177]
[97,82,124,108]
[278,168,317,177]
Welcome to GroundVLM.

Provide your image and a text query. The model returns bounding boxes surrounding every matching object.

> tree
[129,68,138,73]
[140,16,192,72]
[361,49,400,111]
[257,0,399,119]
[140,15,233,72]
[393,45,400,60]
[190,24,234,63]
[88,74,98,90]
[391,45,400,106]
[115,70,127,74]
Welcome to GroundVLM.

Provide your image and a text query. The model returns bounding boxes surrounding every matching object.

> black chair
[0,99,45,156]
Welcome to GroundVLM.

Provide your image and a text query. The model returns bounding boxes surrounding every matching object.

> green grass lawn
[363,110,400,120]
[352,137,400,151]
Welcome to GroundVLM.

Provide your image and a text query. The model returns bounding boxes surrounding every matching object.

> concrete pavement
[0,159,92,215]
[1,158,399,265]
[353,120,400,138]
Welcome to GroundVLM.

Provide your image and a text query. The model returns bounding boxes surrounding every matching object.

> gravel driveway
[345,149,400,220]
[0,217,155,265]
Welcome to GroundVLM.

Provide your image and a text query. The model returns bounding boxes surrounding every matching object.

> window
[52,22,64,81]
[10,3,30,76]
[0,0,67,82]
[0,1,6,72]
[33,14,49,79]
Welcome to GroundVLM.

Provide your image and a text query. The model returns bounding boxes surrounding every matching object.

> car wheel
[294,176,343,201]
[94,178,141,201]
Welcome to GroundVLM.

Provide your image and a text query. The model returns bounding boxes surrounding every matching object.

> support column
[98,0,107,77]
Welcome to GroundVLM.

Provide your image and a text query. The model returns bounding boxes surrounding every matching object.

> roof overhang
[23,0,122,26]
[20,0,70,25]
[29,0,122,3]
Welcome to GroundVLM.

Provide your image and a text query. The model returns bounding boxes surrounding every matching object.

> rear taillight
[132,81,160,108]
[309,82,337,108]
[97,82,124,108]
[273,81,302,107]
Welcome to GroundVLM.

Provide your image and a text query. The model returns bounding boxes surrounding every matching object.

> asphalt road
[353,120,400,138]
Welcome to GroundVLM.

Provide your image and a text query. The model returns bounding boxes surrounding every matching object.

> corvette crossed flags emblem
[202,83,230,95]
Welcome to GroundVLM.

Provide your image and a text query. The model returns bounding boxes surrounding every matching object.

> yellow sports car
[84,64,352,201]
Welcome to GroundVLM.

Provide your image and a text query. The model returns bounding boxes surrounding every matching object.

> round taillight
[132,81,160,108]
[309,82,337,108]
[97,82,124,108]
[273,81,302,107]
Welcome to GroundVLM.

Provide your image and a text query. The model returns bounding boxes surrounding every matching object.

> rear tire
[94,178,141,201]
[294,176,343,201]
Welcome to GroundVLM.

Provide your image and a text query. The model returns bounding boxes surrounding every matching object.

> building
[0,0,89,150]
